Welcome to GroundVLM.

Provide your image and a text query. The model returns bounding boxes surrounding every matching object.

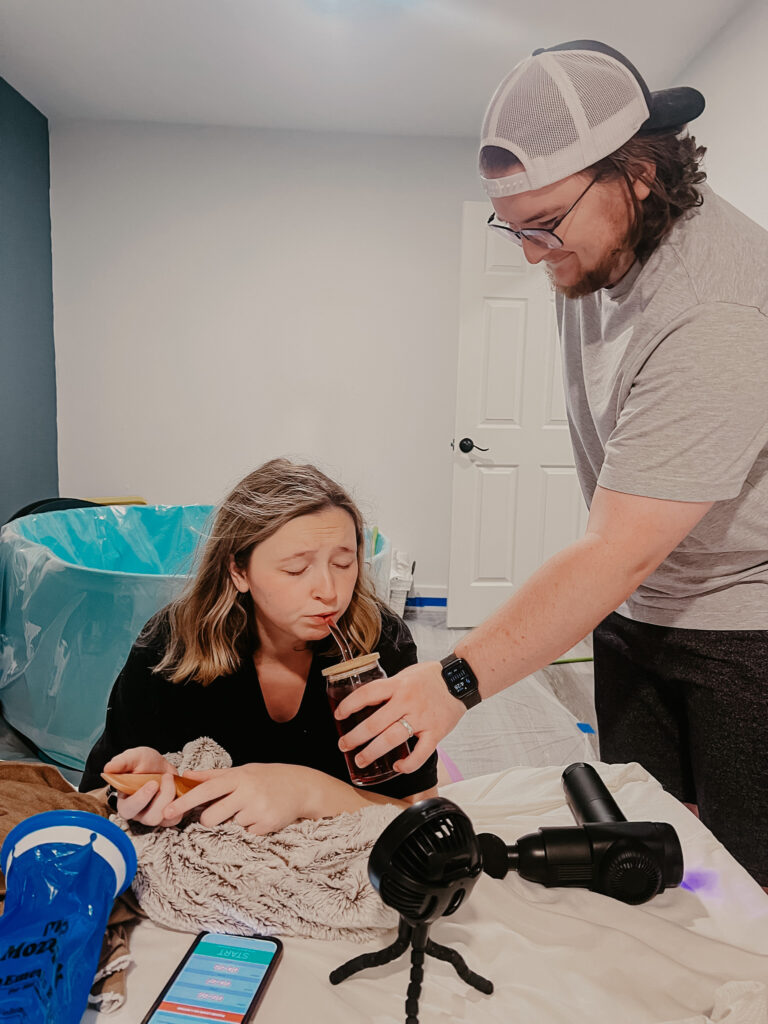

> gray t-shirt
[556,185,768,629]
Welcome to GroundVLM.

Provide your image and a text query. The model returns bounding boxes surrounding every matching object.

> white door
[446,201,588,627]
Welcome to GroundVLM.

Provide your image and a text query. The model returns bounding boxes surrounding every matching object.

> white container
[388,548,413,617]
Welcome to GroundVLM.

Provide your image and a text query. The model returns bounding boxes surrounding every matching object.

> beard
[545,215,637,299]
[545,244,635,298]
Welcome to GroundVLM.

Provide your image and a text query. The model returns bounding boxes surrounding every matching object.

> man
[336,40,768,886]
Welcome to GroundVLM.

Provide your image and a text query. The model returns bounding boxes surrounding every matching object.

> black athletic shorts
[593,611,768,886]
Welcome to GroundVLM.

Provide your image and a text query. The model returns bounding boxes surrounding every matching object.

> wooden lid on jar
[321,652,380,680]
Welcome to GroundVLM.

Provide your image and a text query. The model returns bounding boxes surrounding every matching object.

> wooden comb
[101,771,204,798]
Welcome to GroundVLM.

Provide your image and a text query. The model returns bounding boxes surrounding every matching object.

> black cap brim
[533,40,706,134]
[640,87,705,132]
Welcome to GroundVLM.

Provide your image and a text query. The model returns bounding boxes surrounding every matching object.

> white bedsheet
[83,762,768,1024]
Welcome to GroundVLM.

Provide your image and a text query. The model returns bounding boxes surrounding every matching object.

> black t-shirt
[80,609,437,799]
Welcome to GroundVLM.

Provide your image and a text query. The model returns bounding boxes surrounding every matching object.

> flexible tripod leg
[405,947,425,1024]
[330,918,412,985]
[425,938,494,994]
[331,917,494,1024]
[402,923,432,1024]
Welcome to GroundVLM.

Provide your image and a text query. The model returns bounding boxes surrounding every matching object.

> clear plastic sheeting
[407,609,597,779]
[437,673,597,780]
[0,505,214,770]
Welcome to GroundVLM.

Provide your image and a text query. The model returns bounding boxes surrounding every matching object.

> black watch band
[440,653,481,709]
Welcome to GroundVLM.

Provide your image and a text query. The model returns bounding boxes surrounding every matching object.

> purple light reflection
[681,868,720,894]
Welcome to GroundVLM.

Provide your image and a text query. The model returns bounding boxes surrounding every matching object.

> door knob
[457,437,489,454]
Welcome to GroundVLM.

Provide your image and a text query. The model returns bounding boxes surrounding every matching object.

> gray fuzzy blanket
[116,738,400,940]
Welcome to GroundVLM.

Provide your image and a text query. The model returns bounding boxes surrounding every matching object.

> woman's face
[229,507,359,646]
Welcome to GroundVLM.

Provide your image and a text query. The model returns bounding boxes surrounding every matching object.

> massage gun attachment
[562,761,626,824]
[477,763,684,905]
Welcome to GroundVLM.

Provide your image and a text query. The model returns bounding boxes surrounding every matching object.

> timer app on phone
[145,932,281,1023]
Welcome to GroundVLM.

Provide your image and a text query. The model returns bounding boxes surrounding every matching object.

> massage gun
[477,763,684,904]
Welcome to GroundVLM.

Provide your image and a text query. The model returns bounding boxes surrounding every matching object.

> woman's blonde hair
[152,458,383,684]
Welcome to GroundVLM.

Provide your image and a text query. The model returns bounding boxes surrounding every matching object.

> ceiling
[0,0,749,137]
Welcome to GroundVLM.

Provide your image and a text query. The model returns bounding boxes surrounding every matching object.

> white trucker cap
[480,39,705,198]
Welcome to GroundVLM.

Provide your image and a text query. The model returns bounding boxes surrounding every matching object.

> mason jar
[322,653,410,786]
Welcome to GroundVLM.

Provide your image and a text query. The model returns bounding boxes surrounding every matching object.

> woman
[80,458,438,832]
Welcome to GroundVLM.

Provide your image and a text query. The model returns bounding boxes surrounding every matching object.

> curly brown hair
[589,131,707,263]
[480,131,707,263]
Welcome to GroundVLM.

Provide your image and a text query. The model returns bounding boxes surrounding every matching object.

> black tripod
[330,916,493,1024]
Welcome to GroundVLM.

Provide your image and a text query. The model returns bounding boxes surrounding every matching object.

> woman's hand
[334,661,465,773]
[103,746,178,826]
[161,763,317,835]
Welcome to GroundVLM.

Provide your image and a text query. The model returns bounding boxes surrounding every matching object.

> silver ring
[399,717,415,739]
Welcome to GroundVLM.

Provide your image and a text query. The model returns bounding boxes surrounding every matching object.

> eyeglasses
[487,176,598,250]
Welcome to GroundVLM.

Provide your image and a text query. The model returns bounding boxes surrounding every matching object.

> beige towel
[118,738,400,940]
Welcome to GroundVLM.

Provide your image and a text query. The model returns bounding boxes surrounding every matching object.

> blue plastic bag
[0,810,137,1023]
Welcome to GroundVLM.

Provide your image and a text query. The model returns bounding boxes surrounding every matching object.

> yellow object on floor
[86,496,147,506]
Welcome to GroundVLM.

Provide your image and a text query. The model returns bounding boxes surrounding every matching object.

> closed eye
[333,562,355,570]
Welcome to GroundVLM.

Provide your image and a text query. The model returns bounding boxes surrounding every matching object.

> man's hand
[334,660,464,774]
[333,489,714,777]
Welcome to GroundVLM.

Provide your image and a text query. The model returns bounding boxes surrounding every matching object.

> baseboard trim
[406,596,448,608]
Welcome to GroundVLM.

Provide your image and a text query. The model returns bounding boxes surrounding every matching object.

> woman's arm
[161,762,410,834]
[402,787,439,804]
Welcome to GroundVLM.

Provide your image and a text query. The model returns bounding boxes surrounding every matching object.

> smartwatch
[440,653,481,709]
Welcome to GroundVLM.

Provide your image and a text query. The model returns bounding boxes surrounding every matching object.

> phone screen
[142,932,283,1023]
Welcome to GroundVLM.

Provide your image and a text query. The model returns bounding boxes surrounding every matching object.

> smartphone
[140,931,283,1023]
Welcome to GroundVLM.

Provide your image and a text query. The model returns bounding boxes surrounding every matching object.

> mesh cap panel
[480,46,650,198]
[557,52,642,129]
[494,63,580,159]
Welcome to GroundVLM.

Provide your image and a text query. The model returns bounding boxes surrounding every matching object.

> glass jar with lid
[322,653,410,786]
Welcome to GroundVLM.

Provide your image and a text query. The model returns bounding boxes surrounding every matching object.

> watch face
[443,661,476,697]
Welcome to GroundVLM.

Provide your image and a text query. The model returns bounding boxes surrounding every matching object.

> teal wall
[0,77,57,526]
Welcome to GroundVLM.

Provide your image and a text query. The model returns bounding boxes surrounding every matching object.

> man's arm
[335,485,713,771]
[455,485,713,695]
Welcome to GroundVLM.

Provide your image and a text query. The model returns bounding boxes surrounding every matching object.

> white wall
[676,0,768,229]
[50,122,481,592]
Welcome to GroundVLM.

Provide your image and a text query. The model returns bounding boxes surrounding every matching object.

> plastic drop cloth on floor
[437,672,597,779]
[405,607,598,779]
[0,507,391,772]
